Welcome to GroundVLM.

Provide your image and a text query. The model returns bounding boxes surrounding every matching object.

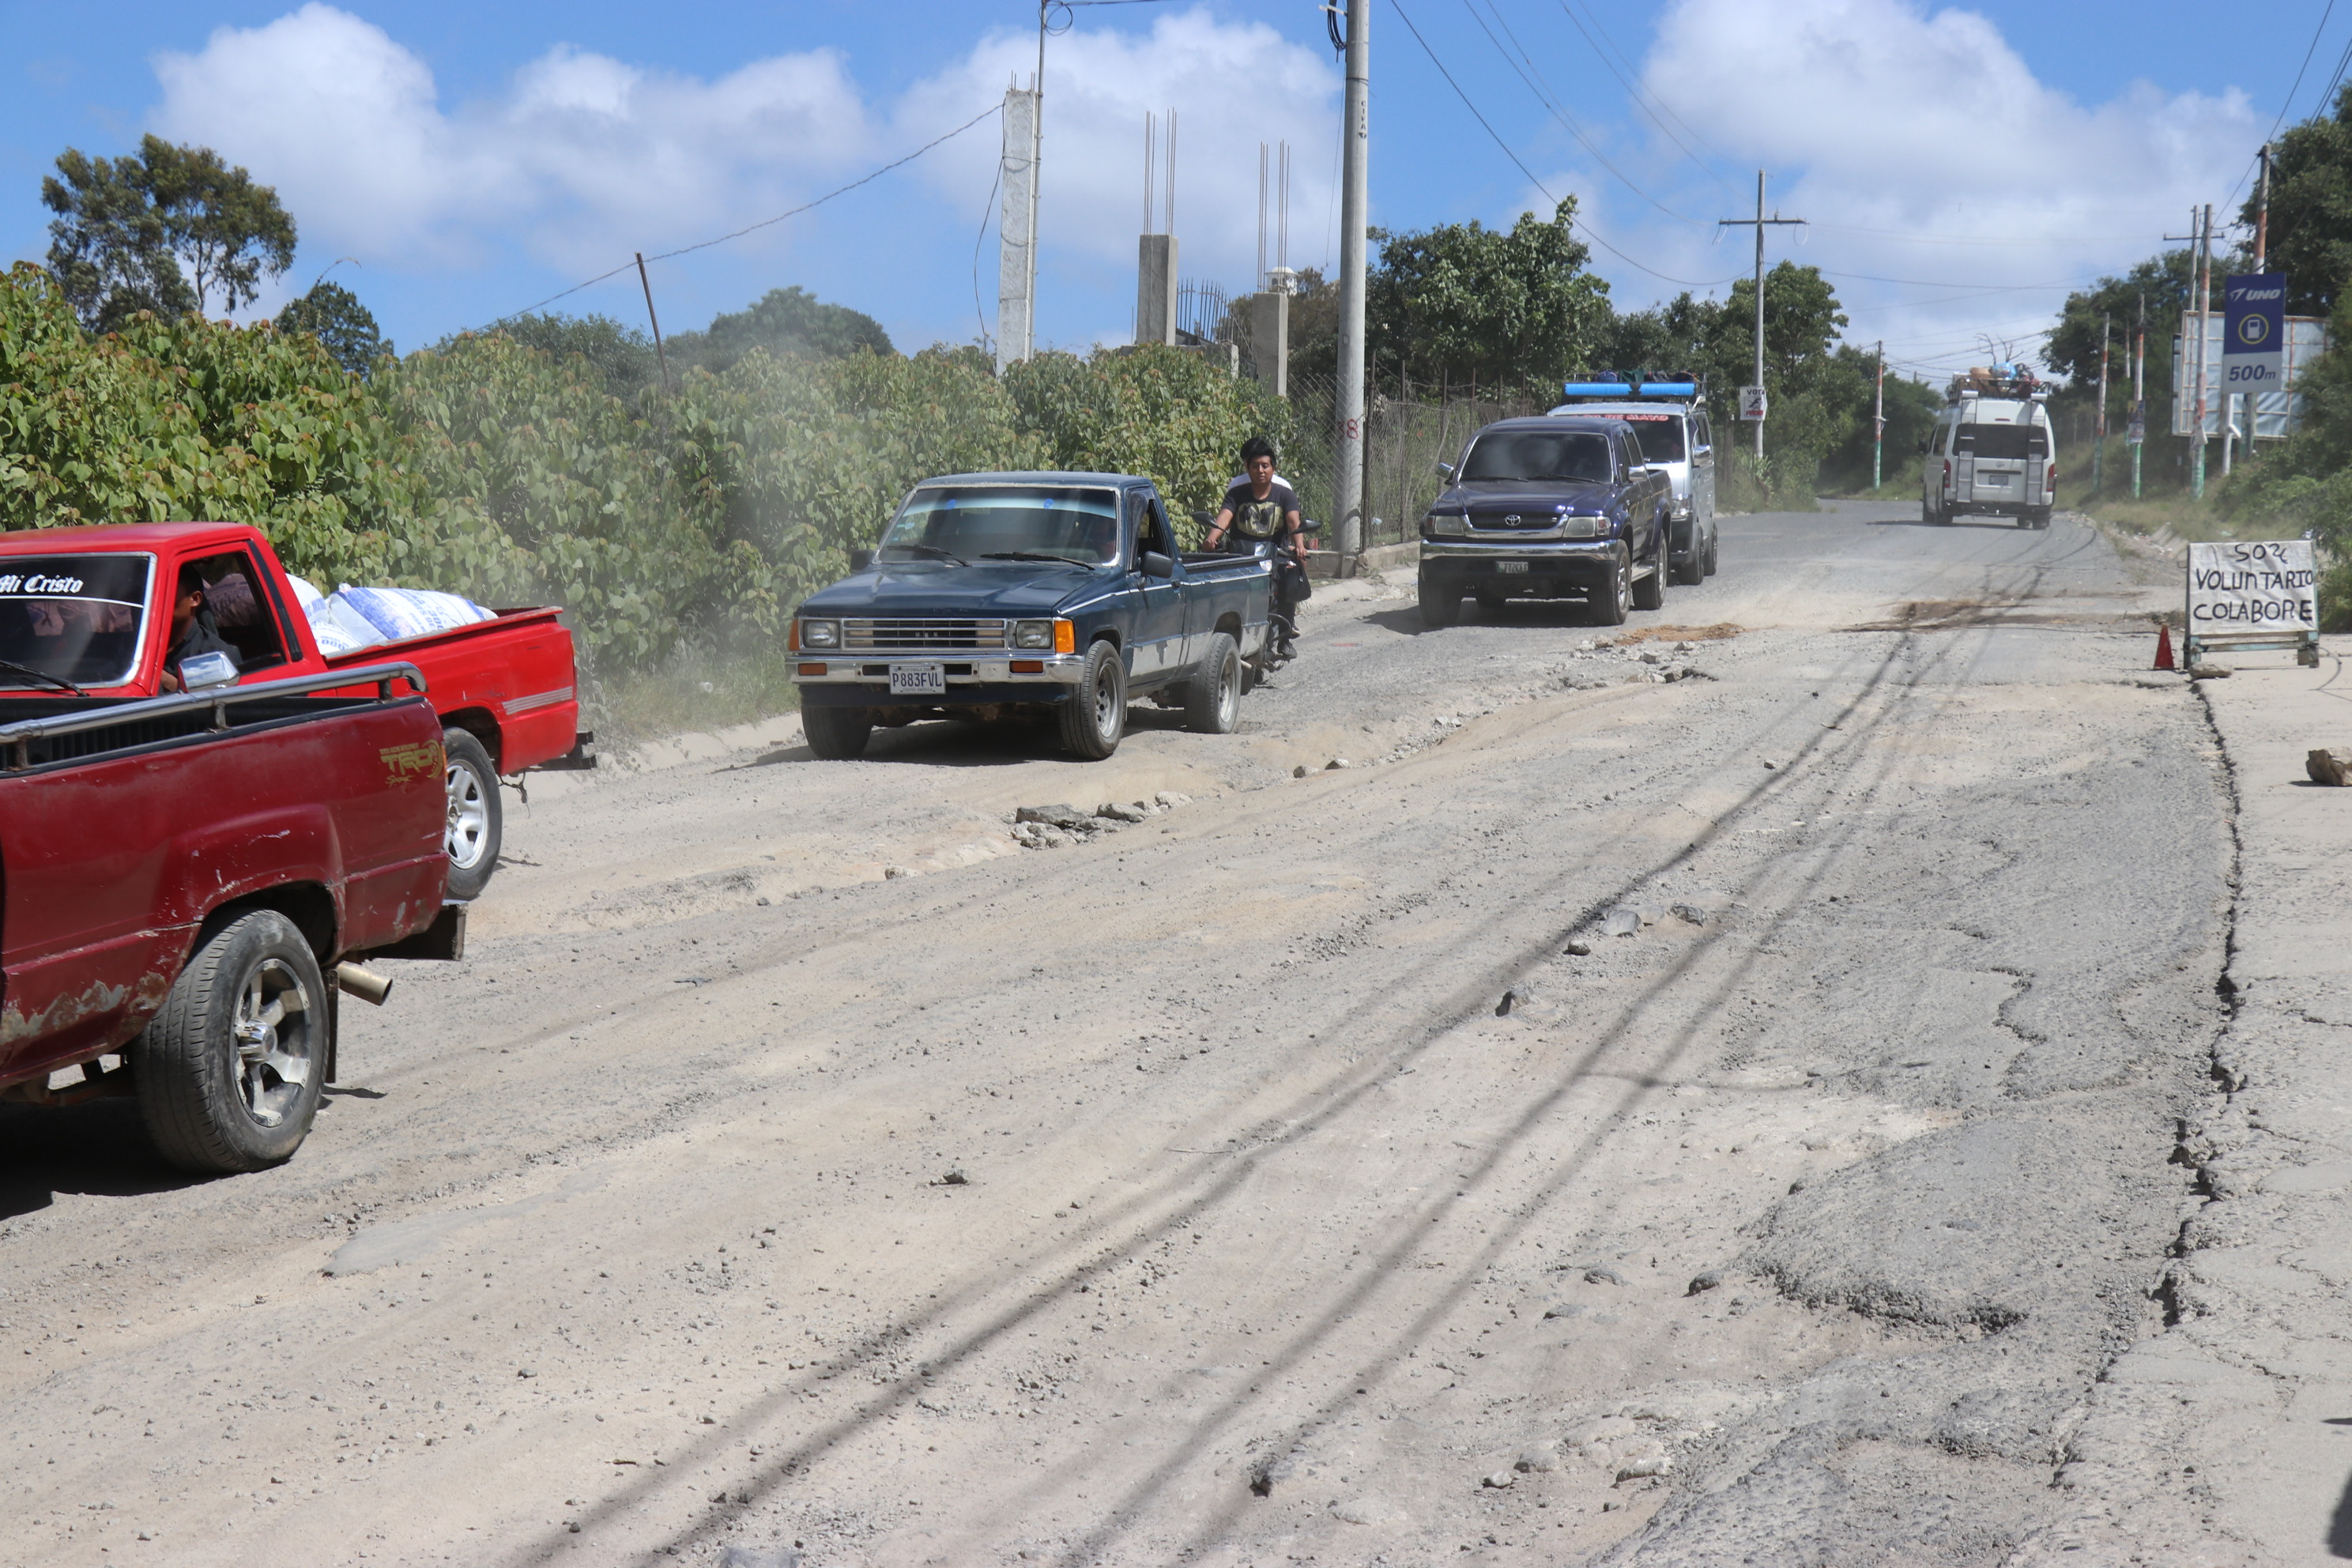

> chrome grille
[1468,510,1561,530]
[842,617,1008,653]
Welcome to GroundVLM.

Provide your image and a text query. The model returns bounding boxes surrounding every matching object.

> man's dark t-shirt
[1219,479,1299,549]
[165,610,239,680]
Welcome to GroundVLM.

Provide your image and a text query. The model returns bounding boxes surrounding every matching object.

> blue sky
[0,1,2318,379]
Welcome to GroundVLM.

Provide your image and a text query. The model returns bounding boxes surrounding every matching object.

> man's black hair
[176,564,205,599]
[1239,435,1277,466]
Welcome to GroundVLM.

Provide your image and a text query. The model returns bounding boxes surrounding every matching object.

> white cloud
[1615,0,2259,374]
[901,9,1342,296]
[149,4,873,277]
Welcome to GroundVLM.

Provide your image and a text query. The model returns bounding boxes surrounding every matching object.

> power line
[2269,0,2339,142]
[1385,0,1733,288]
[1457,0,1703,224]
[499,101,1003,322]
[1548,0,1736,194]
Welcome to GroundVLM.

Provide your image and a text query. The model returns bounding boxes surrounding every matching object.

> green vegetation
[42,135,296,332]
[0,261,1275,735]
[274,280,390,377]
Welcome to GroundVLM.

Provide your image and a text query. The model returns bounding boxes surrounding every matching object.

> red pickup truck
[0,522,587,897]
[0,662,458,1172]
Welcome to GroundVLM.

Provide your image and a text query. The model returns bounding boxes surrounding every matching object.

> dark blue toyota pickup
[1416,416,1675,628]
[790,471,1272,760]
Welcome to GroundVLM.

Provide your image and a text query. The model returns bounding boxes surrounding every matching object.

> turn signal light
[1011,659,1045,673]
[797,662,827,677]
[1053,619,1075,654]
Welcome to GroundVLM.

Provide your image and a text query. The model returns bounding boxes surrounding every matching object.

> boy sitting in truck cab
[156,564,241,693]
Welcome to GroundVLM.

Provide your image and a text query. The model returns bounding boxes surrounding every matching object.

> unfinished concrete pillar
[1136,233,1177,347]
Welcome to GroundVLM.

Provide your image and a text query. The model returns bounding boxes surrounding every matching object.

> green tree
[41,135,296,331]
[1366,198,1611,396]
[452,313,660,399]
[2241,85,2352,315]
[668,285,895,376]
[275,280,390,376]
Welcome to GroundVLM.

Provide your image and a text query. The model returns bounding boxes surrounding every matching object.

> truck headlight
[1562,515,1604,538]
[801,619,839,649]
[1012,620,1054,650]
[1427,514,1467,537]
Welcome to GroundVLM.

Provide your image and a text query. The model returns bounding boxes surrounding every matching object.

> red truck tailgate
[321,606,579,773]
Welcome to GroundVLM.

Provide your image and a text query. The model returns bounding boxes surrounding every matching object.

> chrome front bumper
[1421,539,1619,564]
[791,653,1087,688]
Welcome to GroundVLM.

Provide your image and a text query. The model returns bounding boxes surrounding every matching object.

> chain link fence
[1271,374,1544,551]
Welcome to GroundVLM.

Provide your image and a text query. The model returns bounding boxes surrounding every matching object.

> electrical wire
[1548,0,1736,194]
[501,101,1003,321]
[1458,0,1705,224]
[1385,0,1734,288]
[1560,0,1740,181]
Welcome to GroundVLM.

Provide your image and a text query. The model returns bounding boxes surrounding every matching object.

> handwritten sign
[2187,539,2316,633]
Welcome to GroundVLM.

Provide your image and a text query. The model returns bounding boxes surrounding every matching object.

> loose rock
[1096,801,1150,824]
[1602,907,1641,938]
[1331,1494,1404,1526]
[1516,1446,1560,1472]
[1154,790,1191,808]
[1670,902,1709,926]
[884,865,910,880]
[1585,1265,1627,1286]
[1482,1470,1515,1488]
[1543,1302,1585,1319]
[1563,938,1593,956]
[1687,1270,1723,1295]
[1293,765,1310,778]
[1015,803,1091,830]
[1325,758,1353,770]
[2308,748,2352,786]
[940,1169,970,1186]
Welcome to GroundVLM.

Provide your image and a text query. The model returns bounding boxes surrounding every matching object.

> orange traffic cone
[2154,623,2176,671]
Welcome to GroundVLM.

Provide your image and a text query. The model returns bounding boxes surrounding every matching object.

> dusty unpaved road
[3,503,2246,1566]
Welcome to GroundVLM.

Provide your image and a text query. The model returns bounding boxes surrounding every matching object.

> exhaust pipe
[336,962,393,1006]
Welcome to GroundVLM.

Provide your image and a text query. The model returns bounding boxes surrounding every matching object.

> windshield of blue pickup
[0,553,153,688]
[884,485,1123,566]
[1461,432,1613,484]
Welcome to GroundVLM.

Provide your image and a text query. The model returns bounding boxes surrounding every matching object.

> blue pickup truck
[790,471,1273,760]
[1417,416,1676,628]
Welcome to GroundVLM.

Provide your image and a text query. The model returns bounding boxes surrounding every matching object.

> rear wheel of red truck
[442,728,502,901]
[133,910,326,1174]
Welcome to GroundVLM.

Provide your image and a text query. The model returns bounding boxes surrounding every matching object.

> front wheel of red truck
[443,728,503,901]
[133,910,327,1174]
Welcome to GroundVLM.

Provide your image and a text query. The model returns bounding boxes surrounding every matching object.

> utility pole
[1335,0,1370,564]
[2094,313,2113,494]
[2256,142,2271,267]
[634,252,673,393]
[1718,171,1806,465]
[2132,292,2145,499]
[2169,208,2212,496]
[1871,340,1884,492]
[1028,2,1046,359]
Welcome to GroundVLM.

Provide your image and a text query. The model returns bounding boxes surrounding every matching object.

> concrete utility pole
[1718,171,1806,464]
[2256,142,2271,267]
[1871,340,1883,492]
[1335,0,1370,563]
[995,82,1038,371]
[2093,314,2109,497]
[2132,292,2146,499]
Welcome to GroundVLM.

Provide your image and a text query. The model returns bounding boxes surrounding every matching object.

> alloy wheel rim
[446,759,490,868]
[232,958,312,1129]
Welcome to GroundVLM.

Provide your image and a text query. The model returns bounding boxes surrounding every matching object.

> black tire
[442,728,501,901]
[1702,525,1720,577]
[803,704,873,760]
[1591,548,1631,627]
[2031,507,2052,531]
[1058,640,1127,760]
[1185,632,1242,734]
[1417,574,1460,628]
[1671,520,1705,585]
[1630,560,1666,612]
[133,910,326,1174]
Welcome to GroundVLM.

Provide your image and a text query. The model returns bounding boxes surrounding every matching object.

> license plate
[1494,560,1529,574]
[888,662,947,695]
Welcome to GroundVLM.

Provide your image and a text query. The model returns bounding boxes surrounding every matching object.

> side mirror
[849,548,874,571]
[1299,517,1324,537]
[1139,551,1175,579]
[1433,461,1456,480]
[179,650,238,692]
[1189,510,1215,527]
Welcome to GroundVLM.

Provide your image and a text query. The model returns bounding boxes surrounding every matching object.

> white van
[1547,384,1718,582]
[1921,393,2056,530]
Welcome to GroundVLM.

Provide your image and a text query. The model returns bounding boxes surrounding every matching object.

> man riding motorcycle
[1205,437,1309,663]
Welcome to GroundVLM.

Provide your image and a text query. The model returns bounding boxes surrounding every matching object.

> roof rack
[1945,364,2045,401]
[1559,371,1703,401]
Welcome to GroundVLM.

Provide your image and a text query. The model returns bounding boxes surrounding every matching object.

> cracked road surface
[1,503,2237,1565]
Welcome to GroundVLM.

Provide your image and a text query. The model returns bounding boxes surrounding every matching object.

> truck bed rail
[0,662,428,772]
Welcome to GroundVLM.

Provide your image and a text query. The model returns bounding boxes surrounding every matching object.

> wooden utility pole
[2194,204,2212,499]
[1871,340,1884,492]
[635,252,673,393]
[2132,292,2146,499]
[1718,172,1806,465]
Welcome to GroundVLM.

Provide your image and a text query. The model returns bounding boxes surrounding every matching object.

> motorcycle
[1193,513,1319,677]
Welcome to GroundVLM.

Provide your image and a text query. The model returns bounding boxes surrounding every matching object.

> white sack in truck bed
[287,576,494,658]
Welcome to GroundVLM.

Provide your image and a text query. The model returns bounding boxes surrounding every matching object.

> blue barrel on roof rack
[1560,374,1699,399]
